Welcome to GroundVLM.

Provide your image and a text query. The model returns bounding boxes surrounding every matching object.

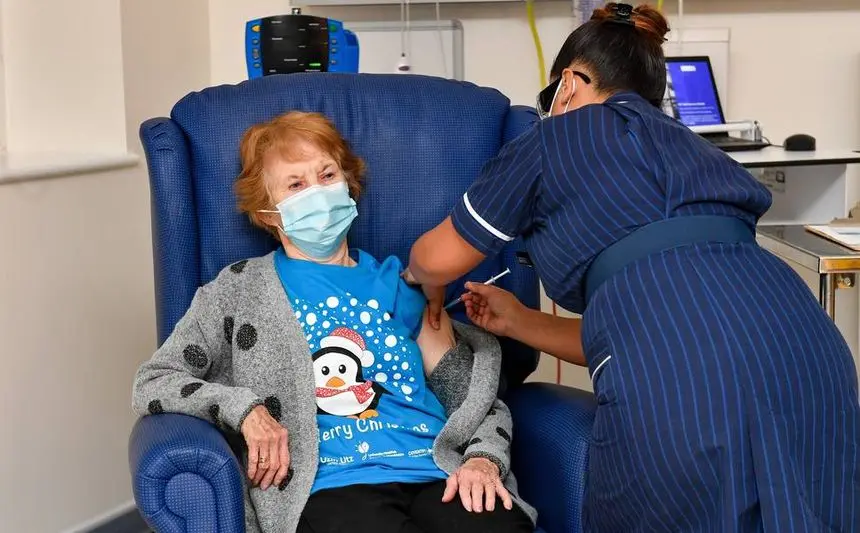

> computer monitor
[663,56,726,127]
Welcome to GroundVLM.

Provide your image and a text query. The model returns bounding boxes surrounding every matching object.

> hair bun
[589,3,616,22]
[632,4,670,43]
[591,3,670,44]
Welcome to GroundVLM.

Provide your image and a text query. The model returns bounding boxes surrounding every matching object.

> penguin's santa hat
[320,327,375,367]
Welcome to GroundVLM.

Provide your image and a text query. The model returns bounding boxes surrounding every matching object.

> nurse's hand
[461,283,526,337]
[422,285,446,329]
[402,268,445,330]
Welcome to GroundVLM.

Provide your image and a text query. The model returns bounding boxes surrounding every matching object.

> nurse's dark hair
[550,3,670,107]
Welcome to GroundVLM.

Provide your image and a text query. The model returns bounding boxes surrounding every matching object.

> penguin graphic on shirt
[312,327,386,419]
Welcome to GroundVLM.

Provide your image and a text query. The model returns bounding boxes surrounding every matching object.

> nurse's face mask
[536,69,592,119]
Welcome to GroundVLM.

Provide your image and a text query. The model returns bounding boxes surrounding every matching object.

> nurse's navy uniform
[451,92,860,532]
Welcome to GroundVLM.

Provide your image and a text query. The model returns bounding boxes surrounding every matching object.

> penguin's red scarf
[315,380,374,403]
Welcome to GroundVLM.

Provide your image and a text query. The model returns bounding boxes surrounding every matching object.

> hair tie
[607,3,634,26]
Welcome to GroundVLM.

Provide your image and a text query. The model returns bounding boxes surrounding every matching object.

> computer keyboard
[709,136,770,152]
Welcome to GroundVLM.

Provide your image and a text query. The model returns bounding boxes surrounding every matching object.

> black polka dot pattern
[488,407,497,416]
[181,382,204,398]
[278,468,295,491]
[236,324,257,350]
[148,399,164,415]
[223,316,234,343]
[468,437,483,447]
[183,344,208,368]
[264,396,282,421]
[209,404,221,425]
[496,427,511,443]
[230,260,248,274]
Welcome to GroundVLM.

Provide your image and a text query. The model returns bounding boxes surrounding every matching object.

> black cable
[762,136,783,148]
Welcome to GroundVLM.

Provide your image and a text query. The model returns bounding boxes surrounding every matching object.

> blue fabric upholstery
[129,413,245,532]
[131,73,594,533]
[507,384,597,533]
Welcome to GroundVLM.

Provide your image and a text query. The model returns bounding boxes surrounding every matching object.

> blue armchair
[130,73,596,533]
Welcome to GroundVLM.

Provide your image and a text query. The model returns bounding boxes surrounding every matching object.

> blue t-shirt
[274,248,449,493]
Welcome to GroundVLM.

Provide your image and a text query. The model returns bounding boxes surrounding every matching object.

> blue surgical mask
[269,181,358,259]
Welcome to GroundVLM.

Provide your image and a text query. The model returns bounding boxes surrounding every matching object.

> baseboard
[88,508,148,533]
[61,500,149,533]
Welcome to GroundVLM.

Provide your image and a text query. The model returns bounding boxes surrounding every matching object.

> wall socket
[755,167,786,193]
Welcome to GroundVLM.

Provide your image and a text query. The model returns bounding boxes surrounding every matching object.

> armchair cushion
[134,73,595,533]
[145,72,541,383]
[170,74,510,282]
[129,413,246,532]
[507,383,597,533]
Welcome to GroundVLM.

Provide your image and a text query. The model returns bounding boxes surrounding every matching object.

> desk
[731,148,860,169]
[757,224,860,387]
[756,225,860,317]
[743,148,860,358]
[732,148,860,226]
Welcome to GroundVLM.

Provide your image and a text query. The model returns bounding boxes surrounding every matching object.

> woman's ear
[257,211,281,231]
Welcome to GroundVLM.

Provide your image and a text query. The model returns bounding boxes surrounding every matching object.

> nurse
[405,2,860,532]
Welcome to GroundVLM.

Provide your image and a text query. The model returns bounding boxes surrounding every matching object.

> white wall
[210,0,860,149]
[0,167,151,532]
[209,0,287,86]
[1,0,127,153]
[207,0,860,192]
[0,1,209,531]
[1,1,858,530]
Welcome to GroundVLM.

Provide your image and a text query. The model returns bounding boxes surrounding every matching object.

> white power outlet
[756,167,786,193]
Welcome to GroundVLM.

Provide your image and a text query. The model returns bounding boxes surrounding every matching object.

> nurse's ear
[552,68,577,116]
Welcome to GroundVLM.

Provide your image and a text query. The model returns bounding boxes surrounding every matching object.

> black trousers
[297,480,533,533]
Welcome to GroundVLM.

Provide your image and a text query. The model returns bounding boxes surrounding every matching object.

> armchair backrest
[141,73,540,386]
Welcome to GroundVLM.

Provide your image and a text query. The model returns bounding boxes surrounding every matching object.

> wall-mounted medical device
[246,8,359,79]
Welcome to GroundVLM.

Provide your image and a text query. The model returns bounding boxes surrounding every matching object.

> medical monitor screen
[662,58,724,127]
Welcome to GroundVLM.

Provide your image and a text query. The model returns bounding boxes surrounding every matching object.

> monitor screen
[662,58,724,127]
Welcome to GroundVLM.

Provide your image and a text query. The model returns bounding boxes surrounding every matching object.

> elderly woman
[132,111,536,533]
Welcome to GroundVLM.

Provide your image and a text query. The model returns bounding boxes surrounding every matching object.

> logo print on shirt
[357,441,370,460]
[313,327,385,419]
[295,294,421,419]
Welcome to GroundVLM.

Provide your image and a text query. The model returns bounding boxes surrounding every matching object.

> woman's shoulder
[355,249,404,271]
[204,252,277,294]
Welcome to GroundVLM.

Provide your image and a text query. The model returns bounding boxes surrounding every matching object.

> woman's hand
[402,267,446,330]
[442,457,513,513]
[461,283,527,338]
[241,405,290,490]
[416,306,456,376]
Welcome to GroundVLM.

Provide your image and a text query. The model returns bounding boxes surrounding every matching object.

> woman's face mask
[258,145,358,259]
[269,181,358,259]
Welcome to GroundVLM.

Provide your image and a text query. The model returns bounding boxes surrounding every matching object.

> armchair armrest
[129,413,246,533]
[503,105,539,144]
[507,383,596,533]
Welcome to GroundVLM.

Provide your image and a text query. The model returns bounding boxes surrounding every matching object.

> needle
[444,268,511,310]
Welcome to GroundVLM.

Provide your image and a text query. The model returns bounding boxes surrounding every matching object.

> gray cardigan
[132,253,537,532]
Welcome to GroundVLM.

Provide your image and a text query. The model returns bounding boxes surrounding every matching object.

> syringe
[443,268,511,310]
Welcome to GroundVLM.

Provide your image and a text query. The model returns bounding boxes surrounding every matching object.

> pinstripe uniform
[451,92,860,532]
